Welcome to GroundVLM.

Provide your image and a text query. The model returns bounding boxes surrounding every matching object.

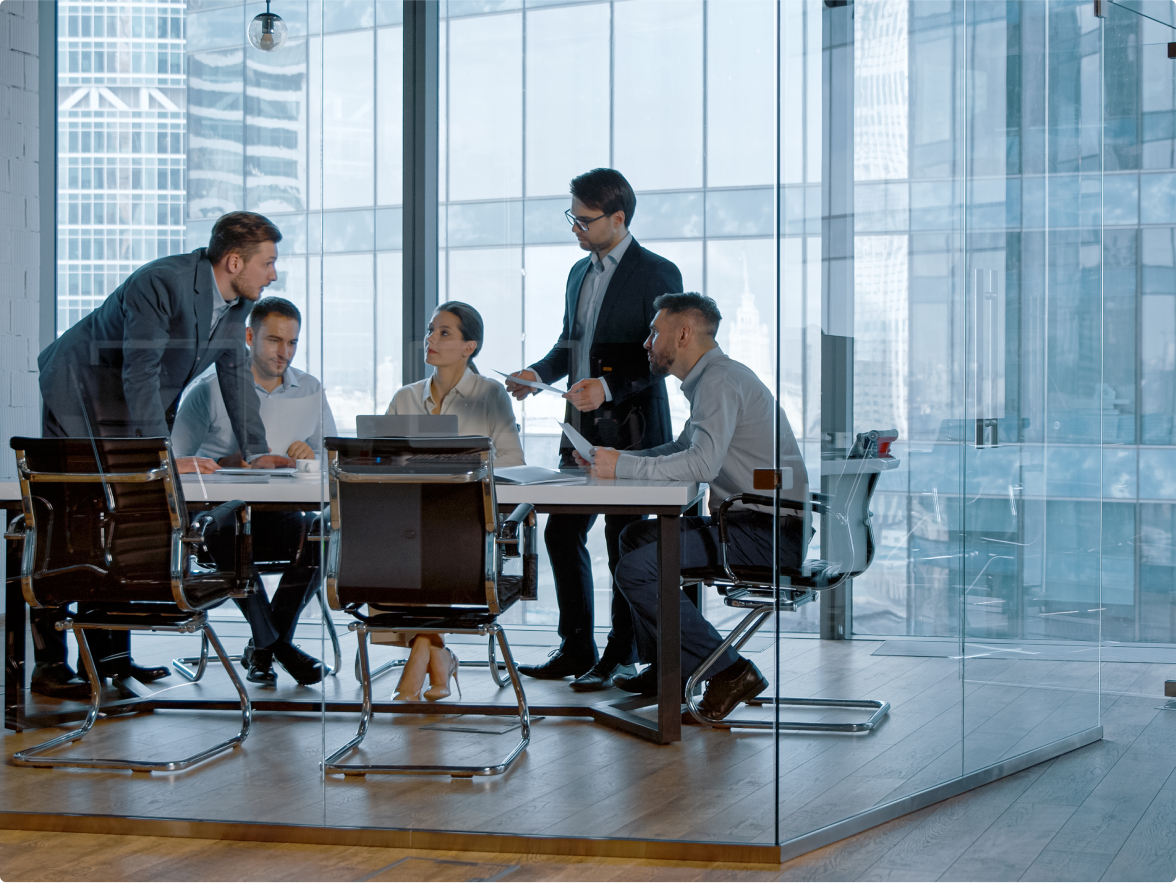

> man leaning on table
[29,211,291,700]
[172,296,333,686]
[580,292,809,720]
[505,168,683,692]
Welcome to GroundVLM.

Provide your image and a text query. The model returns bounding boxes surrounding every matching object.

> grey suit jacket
[38,248,269,457]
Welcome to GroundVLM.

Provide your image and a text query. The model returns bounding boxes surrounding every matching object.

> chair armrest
[187,500,252,589]
[497,503,538,601]
[4,513,26,541]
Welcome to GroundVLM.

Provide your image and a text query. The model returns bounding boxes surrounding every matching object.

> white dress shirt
[385,366,525,468]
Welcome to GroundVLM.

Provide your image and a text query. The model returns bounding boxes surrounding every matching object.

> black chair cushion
[681,560,840,590]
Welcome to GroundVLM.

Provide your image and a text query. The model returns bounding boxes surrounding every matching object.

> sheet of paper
[494,370,566,395]
[559,421,595,464]
[257,394,322,459]
[494,465,584,485]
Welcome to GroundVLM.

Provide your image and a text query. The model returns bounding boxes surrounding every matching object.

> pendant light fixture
[248,0,287,52]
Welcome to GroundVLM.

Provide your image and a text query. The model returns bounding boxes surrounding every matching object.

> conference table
[3,471,720,745]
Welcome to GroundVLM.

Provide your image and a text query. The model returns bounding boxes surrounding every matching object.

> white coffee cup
[295,458,321,475]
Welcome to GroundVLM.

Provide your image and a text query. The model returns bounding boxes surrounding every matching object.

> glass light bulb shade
[248,12,287,52]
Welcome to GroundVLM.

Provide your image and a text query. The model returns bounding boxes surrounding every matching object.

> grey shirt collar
[680,346,724,399]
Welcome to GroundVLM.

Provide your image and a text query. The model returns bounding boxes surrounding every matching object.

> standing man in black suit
[30,211,291,700]
[506,169,683,691]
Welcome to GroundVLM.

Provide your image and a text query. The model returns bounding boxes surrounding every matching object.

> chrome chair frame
[8,437,254,771]
[326,621,529,778]
[322,438,535,777]
[13,612,252,771]
[682,460,893,733]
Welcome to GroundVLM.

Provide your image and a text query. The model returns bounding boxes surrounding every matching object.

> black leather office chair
[7,436,252,771]
[680,455,893,732]
[322,436,536,777]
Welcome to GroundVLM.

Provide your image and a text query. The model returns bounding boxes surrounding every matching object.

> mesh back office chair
[6,437,253,771]
[322,436,536,777]
[680,453,894,732]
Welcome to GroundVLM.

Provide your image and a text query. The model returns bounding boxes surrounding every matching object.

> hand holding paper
[496,369,567,396]
[559,421,595,464]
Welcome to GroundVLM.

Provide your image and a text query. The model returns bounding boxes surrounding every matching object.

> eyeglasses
[565,209,610,232]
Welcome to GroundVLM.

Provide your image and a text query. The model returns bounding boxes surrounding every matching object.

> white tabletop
[176,474,703,509]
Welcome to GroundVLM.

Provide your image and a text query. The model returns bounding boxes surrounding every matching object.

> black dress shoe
[129,661,171,682]
[614,665,658,695]
[698,657,768,720]
[271,640,325,686]
[30,662,93,702]
[244,644,277,686]
[517,644,598,680]
[570,661,637,692]
[108,677,140,700]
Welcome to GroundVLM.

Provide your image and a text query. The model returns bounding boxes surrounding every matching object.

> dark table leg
[5,505,27,731]
[655,511,682,744]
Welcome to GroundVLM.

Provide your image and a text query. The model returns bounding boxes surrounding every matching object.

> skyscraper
[57,0,186,334]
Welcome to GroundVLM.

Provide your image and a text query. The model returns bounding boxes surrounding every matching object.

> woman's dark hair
[434,300,484,373]
[249,296,301,332]
[208,211,282,264]
[570,168,637,227]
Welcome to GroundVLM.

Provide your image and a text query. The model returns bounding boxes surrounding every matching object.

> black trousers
[544,512,642,664]
[205,510,320,650]
[615,511,806,679]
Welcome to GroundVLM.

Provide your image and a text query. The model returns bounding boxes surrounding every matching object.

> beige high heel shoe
[393,636,431,701]
[424,647,461,701]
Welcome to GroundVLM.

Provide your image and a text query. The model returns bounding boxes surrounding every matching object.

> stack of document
[494,466,584,485]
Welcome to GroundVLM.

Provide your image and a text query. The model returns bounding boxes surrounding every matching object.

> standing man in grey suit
[505,169,683,692]
[31,211,290,699]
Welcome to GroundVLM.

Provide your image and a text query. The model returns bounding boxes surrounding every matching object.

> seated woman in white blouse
[383,300,525,702]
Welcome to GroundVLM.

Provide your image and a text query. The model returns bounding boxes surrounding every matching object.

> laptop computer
[355,414,460,438]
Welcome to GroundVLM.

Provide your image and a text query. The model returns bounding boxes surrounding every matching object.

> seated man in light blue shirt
[173,296,337,686]
[581,293,809,720]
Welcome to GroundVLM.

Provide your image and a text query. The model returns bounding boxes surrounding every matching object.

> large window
[53,0,1176,646]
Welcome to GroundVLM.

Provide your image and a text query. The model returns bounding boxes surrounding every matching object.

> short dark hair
[249,296,301,332]
[208,211,282,264]
[434,300,484,371]
[653,292,722,338]
[570,168,637,227]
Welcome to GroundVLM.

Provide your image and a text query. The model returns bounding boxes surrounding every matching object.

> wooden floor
[2,623,1174,880]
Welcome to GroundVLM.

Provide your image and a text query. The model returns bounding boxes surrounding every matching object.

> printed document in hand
[494,370,566,395]
[494,465,584,485]
[559,422,595,464]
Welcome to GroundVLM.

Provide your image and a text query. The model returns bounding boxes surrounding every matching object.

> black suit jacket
[530,238,683,462]
[38,248,269,456]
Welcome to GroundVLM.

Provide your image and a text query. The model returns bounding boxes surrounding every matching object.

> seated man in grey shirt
[580,293,809,720]
[173,296,337,686]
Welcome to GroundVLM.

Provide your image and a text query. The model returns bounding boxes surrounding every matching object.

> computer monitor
[354,414,460,438]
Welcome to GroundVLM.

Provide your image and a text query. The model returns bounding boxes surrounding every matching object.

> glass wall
[21,0,1155,854]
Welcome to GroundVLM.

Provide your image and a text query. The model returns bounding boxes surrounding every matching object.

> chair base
[325,622,528,778]
[684,605,890,732]
[171,587,343,681]
[13,615,252,772]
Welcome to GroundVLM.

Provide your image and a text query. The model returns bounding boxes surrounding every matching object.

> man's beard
[648,350,673,378]
[231,275,257,301]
